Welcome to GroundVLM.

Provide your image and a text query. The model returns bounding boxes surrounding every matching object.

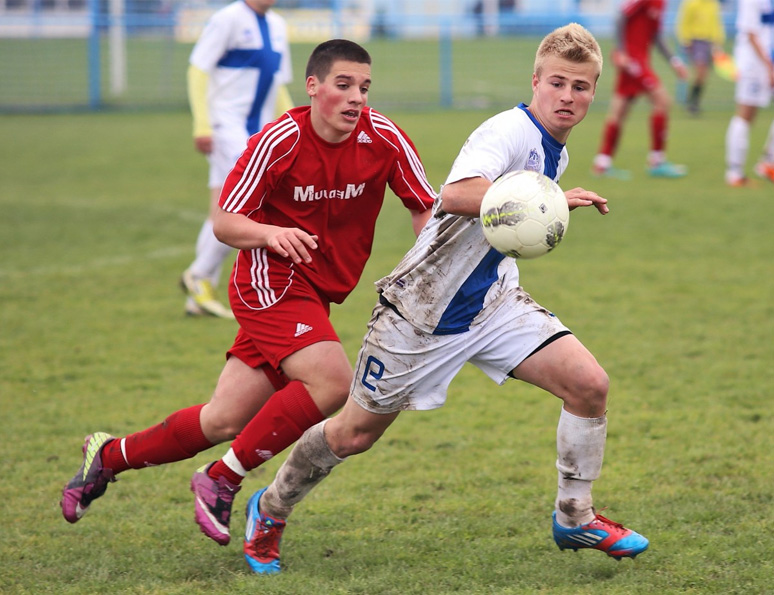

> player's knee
[336,431,379,457]
[204,418,243,443]
[578,365,609,410]
[199,405,247,443]
[563,364,608,415]
[310,369,353,417]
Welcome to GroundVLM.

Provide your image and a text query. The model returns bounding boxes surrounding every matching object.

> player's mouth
[342,109,360,122]
[555,109,574,118]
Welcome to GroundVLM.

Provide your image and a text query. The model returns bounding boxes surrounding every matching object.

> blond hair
[534,23,603,79]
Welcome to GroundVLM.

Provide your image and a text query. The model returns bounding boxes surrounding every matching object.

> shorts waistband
[378,294,404,319]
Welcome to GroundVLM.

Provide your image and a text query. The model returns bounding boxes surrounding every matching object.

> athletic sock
[207,380,324,485]
[554,407,607,528]
[726,115,750,176]
[101,404,213,473]
[651,111,667,153]
[598,121,621,158]
[261,420,344,520]
[763,120,774,162]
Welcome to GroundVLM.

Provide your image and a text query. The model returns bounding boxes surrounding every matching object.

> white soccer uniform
[733,0,774,107]
[352,105,571,413]
[190,1,292,186]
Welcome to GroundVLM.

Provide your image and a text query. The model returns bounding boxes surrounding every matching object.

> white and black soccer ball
[479,170,569,259]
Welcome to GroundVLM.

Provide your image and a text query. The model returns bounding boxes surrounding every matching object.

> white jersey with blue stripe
[734,0,774,69]
[190,1,292,135]
[376,104,569,335]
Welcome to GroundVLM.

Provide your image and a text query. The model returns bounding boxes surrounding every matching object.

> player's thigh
[202,356,276,439]
[280,340,354,414]
[511,333,607,402]
[607,92,634,121]
[351,304,469,413]
[647,83,672,112]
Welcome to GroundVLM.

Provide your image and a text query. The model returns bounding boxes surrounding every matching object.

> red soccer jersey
[220,105,435,308]
[621,0,665,62]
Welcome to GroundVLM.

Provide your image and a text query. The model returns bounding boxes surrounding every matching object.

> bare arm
[747,32,774,88]
[439,177,492,218]
[654,34,688,79]
[212,208,319,264]
[410,207,433,236]
[442,176,608,218]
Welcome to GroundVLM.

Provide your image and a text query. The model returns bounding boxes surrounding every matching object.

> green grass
[1,106,773,594]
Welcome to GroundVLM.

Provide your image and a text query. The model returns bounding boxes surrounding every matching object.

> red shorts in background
[614,62,660,97]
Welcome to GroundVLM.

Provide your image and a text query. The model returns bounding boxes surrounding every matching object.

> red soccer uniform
[616,0,666,96]
[220,105,435,370]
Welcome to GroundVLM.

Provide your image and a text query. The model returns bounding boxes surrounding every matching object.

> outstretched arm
[439,176,492,218]
[654,34,688,79]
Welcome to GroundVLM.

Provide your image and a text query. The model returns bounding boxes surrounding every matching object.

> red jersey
[621,0,665,63]
[220,105,435,308]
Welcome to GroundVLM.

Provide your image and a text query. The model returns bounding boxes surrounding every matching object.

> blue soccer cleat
[648,161,687,178]
[244,488,286,574]
[552,511,649,560]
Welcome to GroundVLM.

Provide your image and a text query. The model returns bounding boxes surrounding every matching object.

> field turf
[1,103,772,593]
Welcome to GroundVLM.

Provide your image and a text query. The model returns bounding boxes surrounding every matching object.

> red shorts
[226,271,341,375]
[614,62,660,97]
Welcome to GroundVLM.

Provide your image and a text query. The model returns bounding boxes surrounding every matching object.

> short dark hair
[305,39,372,80]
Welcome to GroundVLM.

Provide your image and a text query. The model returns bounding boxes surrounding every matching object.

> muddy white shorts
[350,287,569,414]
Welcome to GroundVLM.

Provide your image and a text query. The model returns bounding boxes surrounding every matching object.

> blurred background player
[675,0,726,115]
[724,0,774,187]
[592,0,689,179]
[182,0,293,318]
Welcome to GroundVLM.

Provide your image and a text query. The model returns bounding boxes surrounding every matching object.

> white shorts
[208,125,249,188]
[734,64,773,108]
[350,288,569,413]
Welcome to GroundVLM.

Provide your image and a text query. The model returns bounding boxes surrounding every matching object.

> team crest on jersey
[525,148,541,173]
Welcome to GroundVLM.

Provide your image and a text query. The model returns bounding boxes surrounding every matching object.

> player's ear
[306,75,318,97]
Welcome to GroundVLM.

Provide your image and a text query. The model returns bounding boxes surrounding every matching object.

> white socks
[763,119,774,163]
[725,115,750,179]
[555,408,607,527]
[260,420,344,520]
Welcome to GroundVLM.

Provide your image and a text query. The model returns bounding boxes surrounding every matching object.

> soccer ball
[479,170,569,259]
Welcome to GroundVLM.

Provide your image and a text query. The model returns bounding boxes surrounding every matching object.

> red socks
[651,112,667,152]
[207,380,324,485]
[101,404,213,473]
[598,121,621,158]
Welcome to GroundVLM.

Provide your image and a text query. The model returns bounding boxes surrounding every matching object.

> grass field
[1,102,773,594]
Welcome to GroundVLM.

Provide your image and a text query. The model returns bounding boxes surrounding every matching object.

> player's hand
[612,49,628,69]
[266,227,319,264]
[670,56,688,80]
[194,135,213,155]
[564,187,609,215]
